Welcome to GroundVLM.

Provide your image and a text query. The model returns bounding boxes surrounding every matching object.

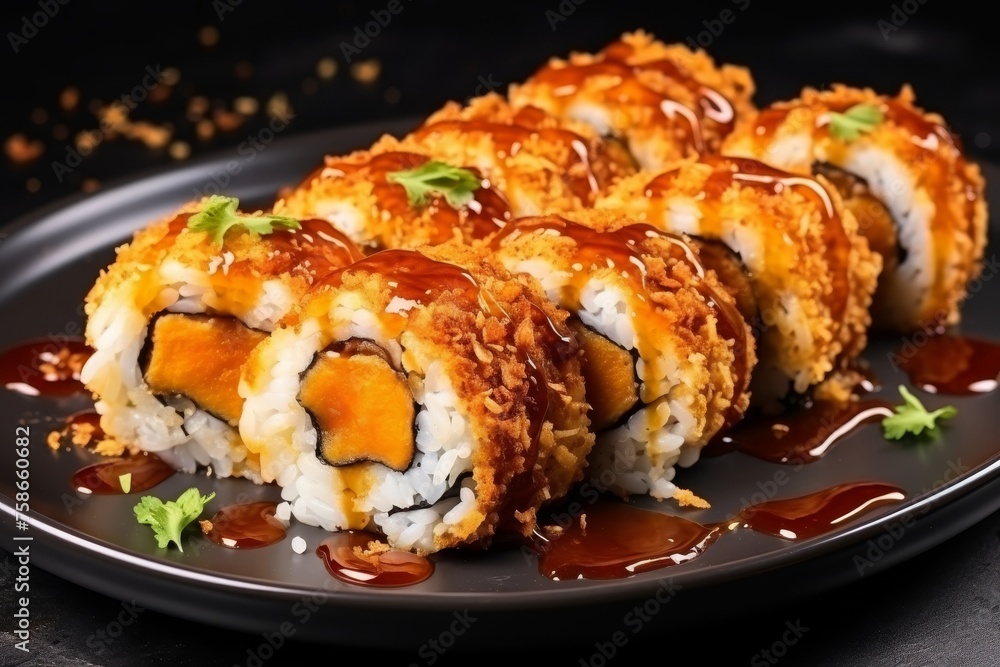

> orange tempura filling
[300,343,415,472]
[144,314,266,425]
[571,320,638,432]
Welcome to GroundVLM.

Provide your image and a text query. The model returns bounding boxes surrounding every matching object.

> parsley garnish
[186,195,301,246]
[385,161,480,209]
[133,488,216,551]
[882,385,957,440]
[828,103,884,142]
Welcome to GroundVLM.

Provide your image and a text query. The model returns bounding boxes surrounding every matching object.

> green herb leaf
[118,473,132,494]
[882,385,957,440]
[386,161,480,209]
[133,488,216,552]
[828,103,884,142]
[186,195,301,247]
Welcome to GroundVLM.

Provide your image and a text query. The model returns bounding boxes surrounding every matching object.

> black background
[2,1,999,665]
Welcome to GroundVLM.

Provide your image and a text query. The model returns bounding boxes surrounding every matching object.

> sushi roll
[722,85,987,331]
[80,196,363,481]
[510,30,756,171]
[595,155,881,399]
[488,212,755,500]
[274,94,633,251]
[238,244,592,553]
[274,136,513,252]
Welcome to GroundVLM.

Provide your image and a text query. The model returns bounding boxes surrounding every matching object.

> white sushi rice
[80,260,293,483]
[507,255,700,499]
[239,293,480,553]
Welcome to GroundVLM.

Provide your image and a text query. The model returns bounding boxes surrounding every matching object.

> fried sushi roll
[274,136,513,252]
[510,30,756,171]
[722,85,987,331]
[488,213,755,500]
[81,197,363,481]
[596,155,881,399]
[274,94,633,251]
[239,245,592,553]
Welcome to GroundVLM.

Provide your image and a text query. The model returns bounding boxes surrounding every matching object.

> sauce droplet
[0,338,93,397]
[897,334,1000,395]
[204,501,286,549]
[705,399,895,464]
[316,530,434,587]
[534,501,722,580]
[737,482,906,540]
[70,453,175,494]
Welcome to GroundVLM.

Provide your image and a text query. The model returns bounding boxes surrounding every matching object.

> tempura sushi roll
[510,30,756,171]
[489,213,755,500]
[81,196,363,481]
[722,85,987,330]
[274,136,513,251]
[274,94,633,251]
[239,245,592,553]
[400,93,633,209]
[596,155,881,399]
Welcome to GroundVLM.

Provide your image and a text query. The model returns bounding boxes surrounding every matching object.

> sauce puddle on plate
[316,530,434,587]
[895,334,1000,395]
[71,452,175,494]
[533,482,905,580]
[0,338,93,397]
[705,399,895,464]
[203,501,286,549]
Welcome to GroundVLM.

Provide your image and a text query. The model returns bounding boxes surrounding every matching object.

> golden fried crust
[403,94,634,207]
[724,84,987,331]
[84,203,362,334]
[297,244,592,551]
[510,31,756,168]
[275,135,514,250]
[596,158,879,393]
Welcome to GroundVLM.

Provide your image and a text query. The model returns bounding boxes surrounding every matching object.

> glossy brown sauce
[898,334,1000,395]
[157,213,363,276]
[71,453,175,494]
[534,501,722,580]
[316,530,433,587]
[321,151,510,244]
[737,482,905,540]
[705,399,895,464]
[0,338,93,397]
[51,410,105,448]
[644,155,851,328]
[204,501,286,549]
[534,482,905,579]
[530,38,736,152]
[489,217,750,427]
[413,114,601,201]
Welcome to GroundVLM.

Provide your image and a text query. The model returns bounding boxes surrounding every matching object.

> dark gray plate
[2,121,999,649]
